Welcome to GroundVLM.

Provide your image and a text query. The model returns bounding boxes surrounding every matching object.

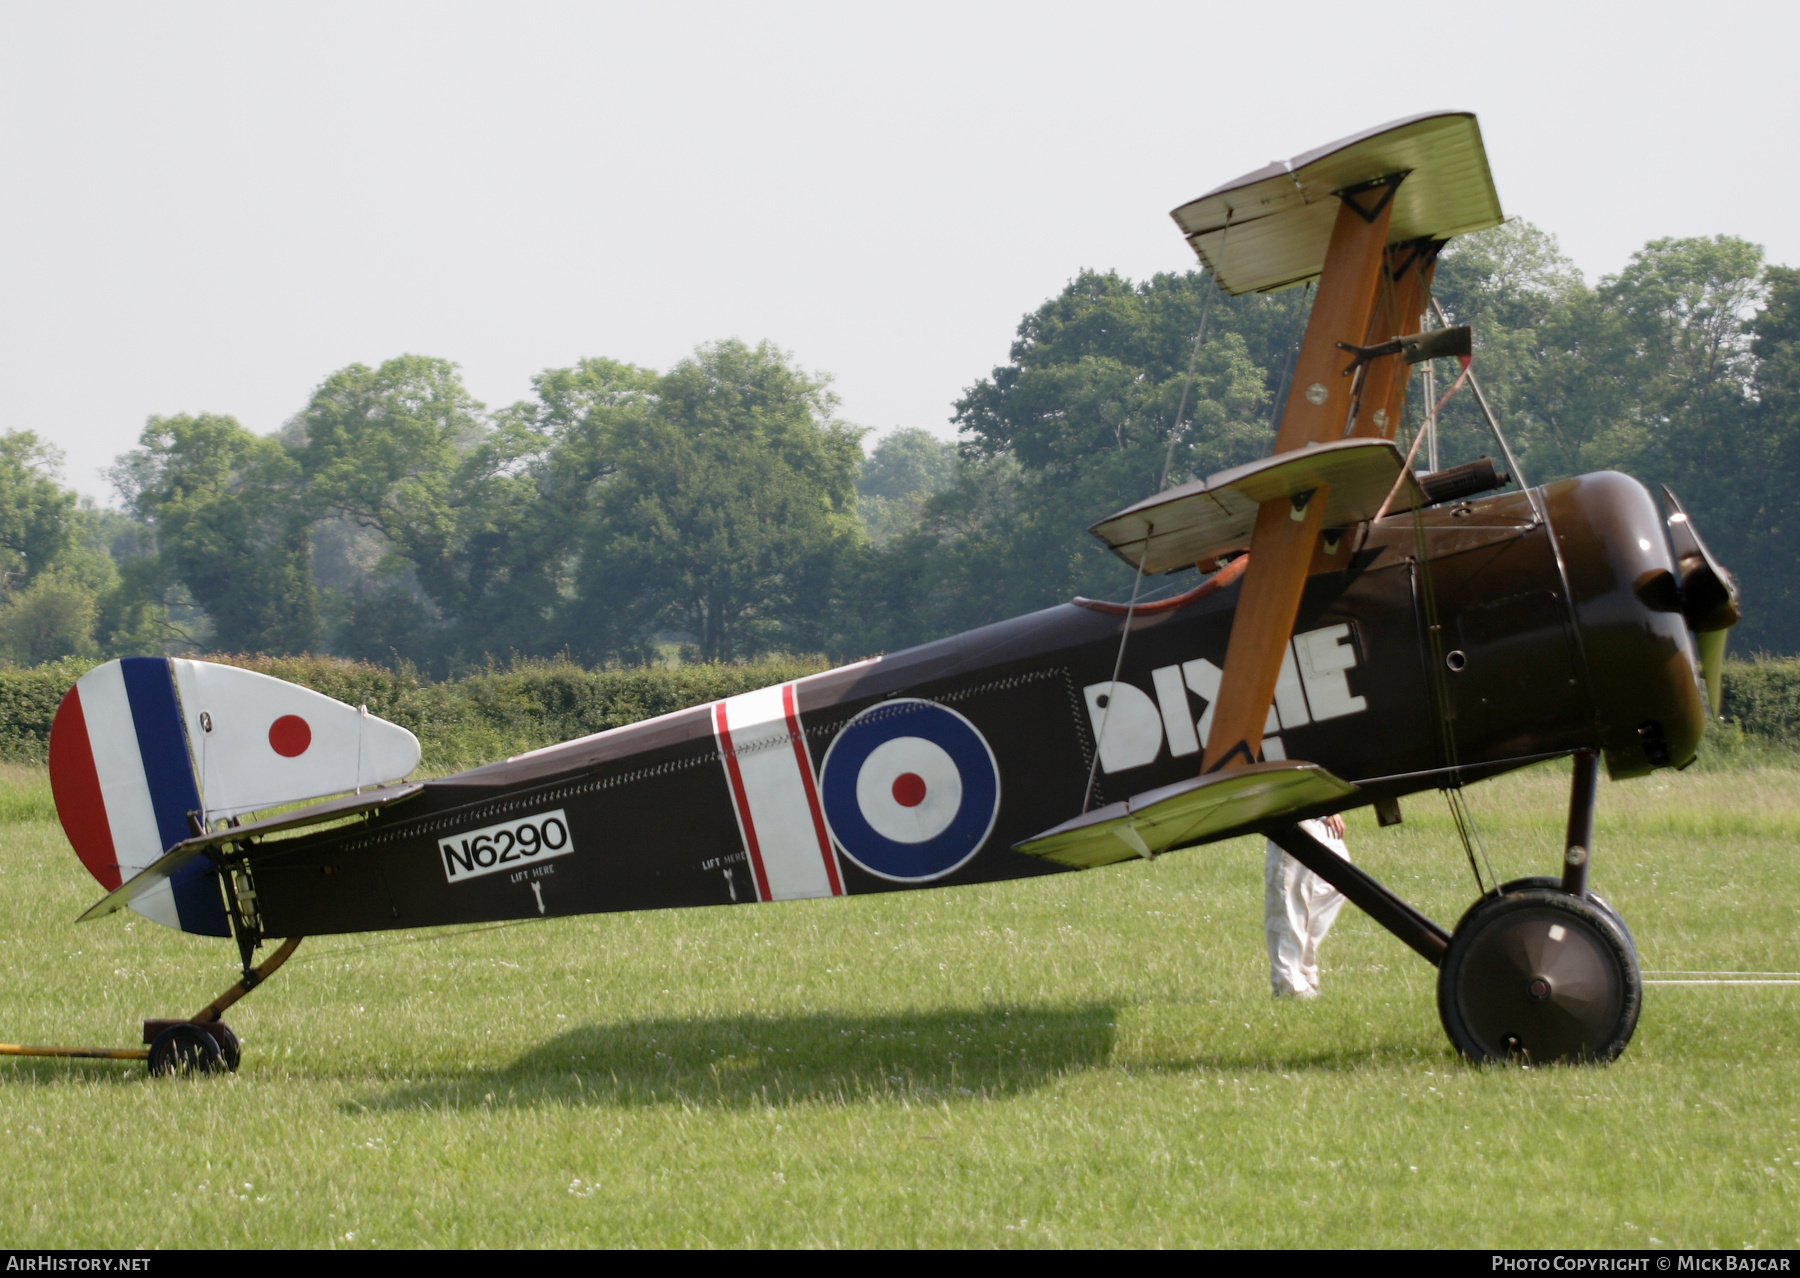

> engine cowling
[1541,472,1707,778]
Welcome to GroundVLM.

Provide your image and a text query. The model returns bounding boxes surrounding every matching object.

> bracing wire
[1445,785,1500,895]
[1263,282,1314,451]
[1399,266,1499,895]
[1082,526,1151,813]
[1428,296,1531,497]
[1372,359,1472,523]
[1158,216,1232,492]
[1409,464,1494,894]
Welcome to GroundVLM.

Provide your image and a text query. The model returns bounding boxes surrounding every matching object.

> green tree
[1585,236,1765,500]
[295,355,485,647]
[0,431,79,593]
[306,356,661,670]
[855,269,1281,645]
[1734,265,1800,653]
[1434,220,1599,478]
[112,413,319,654]
[0,571,98,664]
[957,269,1277,484]
[856,428,958,547]
[567,341,863,661]
[1440,229,1766,497]
[93,555,198,657]
[446,359,657,662]
[1443,228,1779,650]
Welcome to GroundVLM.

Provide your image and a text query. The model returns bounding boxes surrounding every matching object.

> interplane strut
[1199,178,1404,773]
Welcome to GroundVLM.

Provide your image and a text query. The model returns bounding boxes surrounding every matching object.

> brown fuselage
[242,471,1702,937]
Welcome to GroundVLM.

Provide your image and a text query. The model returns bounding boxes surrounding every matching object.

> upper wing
[1169,111,1503,295]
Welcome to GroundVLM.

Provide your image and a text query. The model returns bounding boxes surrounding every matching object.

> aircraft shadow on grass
[1143,1039,1452,1075]
[359,1002,1118,1112]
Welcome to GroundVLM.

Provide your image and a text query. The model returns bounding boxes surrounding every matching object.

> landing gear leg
[1562,748,1598,897]
[1531,747,1633,947]
[1478,742,1638,945]
[192,935,305,1028]
[1266,823,1449,963]
[141,861,303,1076]
[1271,800,1644,1065]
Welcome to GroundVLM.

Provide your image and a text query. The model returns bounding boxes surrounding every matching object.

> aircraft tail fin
[1014,761,1358,869]
[49,657,420,935]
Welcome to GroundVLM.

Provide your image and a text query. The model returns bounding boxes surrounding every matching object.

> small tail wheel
[212,1024,241,1073]
[1438,887,1641,1065]
[148,1023,223,1078]
[1489,876,1637,956]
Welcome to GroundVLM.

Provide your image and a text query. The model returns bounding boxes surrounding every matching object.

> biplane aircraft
[21,111,1739,1076]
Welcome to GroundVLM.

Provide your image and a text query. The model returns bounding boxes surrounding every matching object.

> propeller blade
[1661,488,1740,719]
[1697,628,1728,718]
[1662,487,1740,633]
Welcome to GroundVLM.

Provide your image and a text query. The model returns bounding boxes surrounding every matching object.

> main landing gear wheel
[147,1024,223,1077]
[1438,888,1641,1065]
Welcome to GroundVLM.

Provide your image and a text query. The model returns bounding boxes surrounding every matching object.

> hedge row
[0,654,832,772]
[1718,655,1800,748]
[1,652,1794,771]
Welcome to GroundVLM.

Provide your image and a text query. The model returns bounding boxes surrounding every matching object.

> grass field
[0,760,1797,1248]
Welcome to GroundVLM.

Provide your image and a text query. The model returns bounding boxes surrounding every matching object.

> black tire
[147,1023,223,1078]
[1483,876,1637,956]
[211,1023,241,1073]
[1438,887,1641,1065]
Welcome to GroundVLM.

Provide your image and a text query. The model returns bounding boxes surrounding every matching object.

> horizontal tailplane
[77,784,423,926]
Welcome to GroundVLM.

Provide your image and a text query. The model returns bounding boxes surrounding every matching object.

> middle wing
[1089,438,1425,575]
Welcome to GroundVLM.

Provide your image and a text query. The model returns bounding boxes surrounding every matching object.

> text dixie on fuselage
[1083,624,1367,772]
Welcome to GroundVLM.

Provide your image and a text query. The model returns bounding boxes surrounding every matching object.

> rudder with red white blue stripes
[50,657,229,936]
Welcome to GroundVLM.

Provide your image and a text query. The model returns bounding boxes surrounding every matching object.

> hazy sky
[3,1,1796,502]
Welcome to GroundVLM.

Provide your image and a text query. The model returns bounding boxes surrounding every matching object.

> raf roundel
[819,699,1000,882]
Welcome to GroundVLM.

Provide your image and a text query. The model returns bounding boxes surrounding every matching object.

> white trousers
[1264,819,1350,998]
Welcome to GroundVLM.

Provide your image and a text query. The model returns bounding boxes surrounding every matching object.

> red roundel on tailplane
[268,714,312,757]
[892,772,927,808]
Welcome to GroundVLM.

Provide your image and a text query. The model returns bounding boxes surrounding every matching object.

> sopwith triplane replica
[11,112,1738,1075]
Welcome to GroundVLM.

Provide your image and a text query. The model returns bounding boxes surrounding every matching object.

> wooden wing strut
[1200,181,1400,773]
